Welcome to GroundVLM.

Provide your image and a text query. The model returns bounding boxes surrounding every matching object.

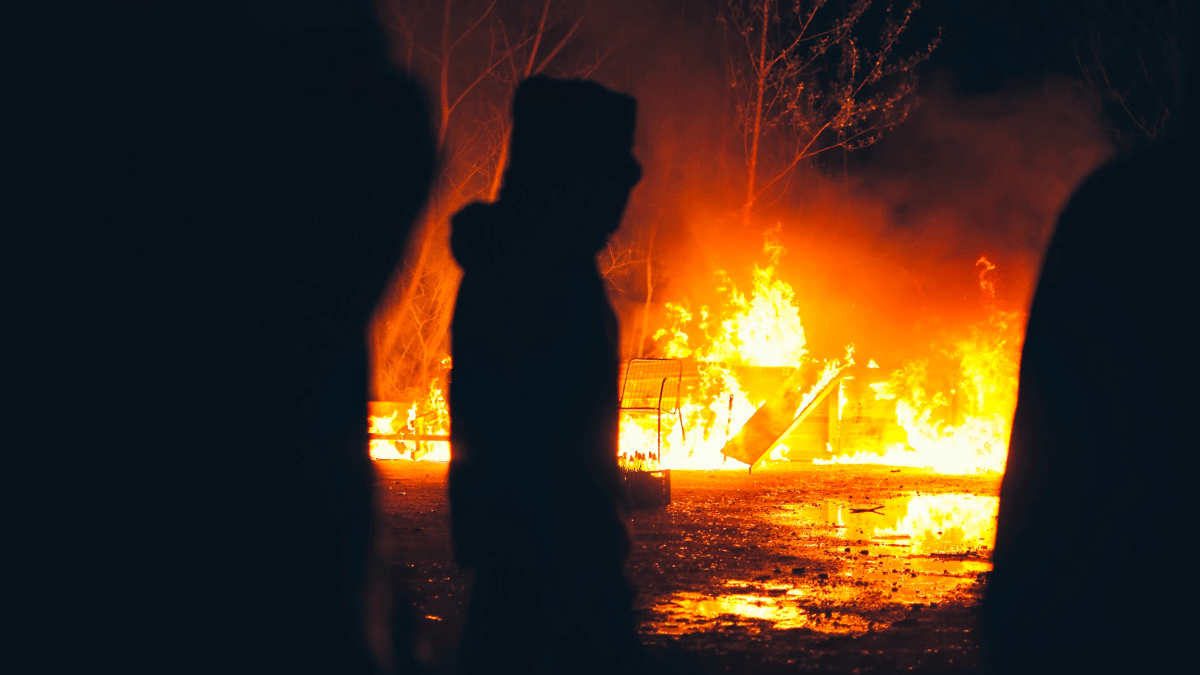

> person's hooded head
[452,76,641,273]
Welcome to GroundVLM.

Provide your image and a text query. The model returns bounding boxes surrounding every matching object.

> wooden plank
[755,375,844,468]
[720,369,846,469]
[718,368,808,466]
[828,379,842,455]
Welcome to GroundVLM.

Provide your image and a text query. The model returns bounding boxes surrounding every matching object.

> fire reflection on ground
[778,493,998,556]
[653,580,882,635]
[380,462,1001,672]
[643,490,996,636]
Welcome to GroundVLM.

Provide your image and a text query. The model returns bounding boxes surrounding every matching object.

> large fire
[816,309,1021,473]
[371,233,1022,475]
[621,226,833,470]
[814,257,1022,473]
[368,357,451,462]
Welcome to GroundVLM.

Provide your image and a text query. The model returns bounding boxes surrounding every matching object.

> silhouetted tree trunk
[373,0,611,400]
[637,224,657,358]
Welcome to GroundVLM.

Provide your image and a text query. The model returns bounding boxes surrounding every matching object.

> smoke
[374,0,1114,389]
[767,76,1113,363]
[582,1,1113,365]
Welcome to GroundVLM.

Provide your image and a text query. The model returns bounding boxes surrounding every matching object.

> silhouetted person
[448,76,644,674]
[985,134,1195,674]
[91,2,435,672]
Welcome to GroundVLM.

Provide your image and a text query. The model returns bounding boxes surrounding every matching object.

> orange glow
[372,234,1023,476]
[816,258,1023,474]
[654,225,807,368]
[622,227,822,470]
[368,358,451,462]
[776,493,998,555]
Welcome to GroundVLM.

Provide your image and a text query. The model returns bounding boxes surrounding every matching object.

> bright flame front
[373,235,1023,475]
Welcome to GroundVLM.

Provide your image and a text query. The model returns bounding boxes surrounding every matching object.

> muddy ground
[376,461,1001,674]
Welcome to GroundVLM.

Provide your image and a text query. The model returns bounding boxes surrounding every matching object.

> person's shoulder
[1069,140,1190,211]
[1055,139,1192,248]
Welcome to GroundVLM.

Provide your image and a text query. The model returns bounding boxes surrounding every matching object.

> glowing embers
[777,492,998,557]
[650,580,880,635]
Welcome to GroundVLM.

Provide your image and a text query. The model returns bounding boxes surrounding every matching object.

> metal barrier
[619,358,686,463]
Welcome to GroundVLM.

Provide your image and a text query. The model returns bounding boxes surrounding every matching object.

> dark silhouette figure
[90,2,435,672]
[448,76,644,674]
[985,136,1195,674]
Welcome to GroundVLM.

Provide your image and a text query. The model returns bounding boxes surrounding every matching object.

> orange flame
[817,288,1022,474]
[368,357,451,462]
[373,240,1023,477]
[976,255,997,301]
[626,227,825,470]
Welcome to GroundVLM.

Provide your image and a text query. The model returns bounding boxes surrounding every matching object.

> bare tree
[722,0,938,225]
[1072,0,1191,149]
[372,0,614,400]
[597,225,662,360]
[638,224,658,358]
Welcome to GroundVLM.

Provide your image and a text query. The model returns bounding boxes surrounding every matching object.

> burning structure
[352,2,1192,671]
[367,0,1110,480]
[370,229,1024,477]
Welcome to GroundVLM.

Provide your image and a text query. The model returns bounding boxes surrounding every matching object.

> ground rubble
[376,461,1000,674]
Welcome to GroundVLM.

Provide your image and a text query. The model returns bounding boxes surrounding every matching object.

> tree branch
[524,0,552,77]
[449,0,499,51]
[534,12,586,74]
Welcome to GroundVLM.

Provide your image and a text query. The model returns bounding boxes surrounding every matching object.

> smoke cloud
[573,1,1112,366]
[376,0,1113,388]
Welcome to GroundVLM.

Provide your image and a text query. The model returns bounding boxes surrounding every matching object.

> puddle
[644,493,995,636]
[777,492,998,557]
[650,581,880,635]
[844,561,988,603]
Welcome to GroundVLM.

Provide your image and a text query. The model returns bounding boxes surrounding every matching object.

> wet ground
[376,461,1001,673]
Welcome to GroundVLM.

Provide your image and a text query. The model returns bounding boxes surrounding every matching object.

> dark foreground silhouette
[985,137,1195,674]
[448,76,645,674]
[98,2,436,672]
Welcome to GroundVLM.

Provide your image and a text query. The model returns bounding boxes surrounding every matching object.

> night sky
[918,0,1082,92]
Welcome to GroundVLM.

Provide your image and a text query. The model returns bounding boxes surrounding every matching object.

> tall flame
[816,258,1023,474]
[655,225,807,367]
[625,226,816,470]
[372,236,1023,476]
